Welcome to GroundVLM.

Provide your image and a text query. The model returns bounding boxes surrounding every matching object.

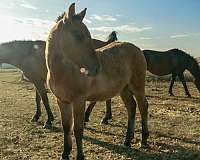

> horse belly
[87,76,129,101]
[148,63,172,76]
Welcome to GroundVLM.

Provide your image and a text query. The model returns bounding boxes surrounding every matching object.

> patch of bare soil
[0,70,200,160]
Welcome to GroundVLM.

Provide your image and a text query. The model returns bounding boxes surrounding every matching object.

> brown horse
[0,40,54,129]
[0,31,117,129]
[85,49,200,125]
[46,3,149,160]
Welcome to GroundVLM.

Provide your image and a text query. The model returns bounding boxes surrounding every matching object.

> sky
[0,0,200,57]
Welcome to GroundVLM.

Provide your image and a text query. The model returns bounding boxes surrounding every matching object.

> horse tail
[107,31,118,43]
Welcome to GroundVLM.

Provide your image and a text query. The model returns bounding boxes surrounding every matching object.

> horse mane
[56,12,65,22]
[170,48,198,63]
[107,31,118,42]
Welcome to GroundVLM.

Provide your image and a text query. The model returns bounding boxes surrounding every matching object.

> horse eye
[73,32,84,42]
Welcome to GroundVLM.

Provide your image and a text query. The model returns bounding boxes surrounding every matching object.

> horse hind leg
[120,87,136,147]
[134,91,149,146]
[84,102,96,123]
[102,99,112,124]
[31,90,41,122]
[129,80,149,146]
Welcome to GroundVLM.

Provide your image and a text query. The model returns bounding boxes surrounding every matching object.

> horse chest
[47,72,78,102]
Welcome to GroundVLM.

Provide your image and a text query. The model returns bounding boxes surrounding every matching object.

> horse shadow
[83,129,200,159]
[147,94,200,104]
[153,131,200,146]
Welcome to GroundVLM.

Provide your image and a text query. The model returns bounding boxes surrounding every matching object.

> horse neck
[187,58,200,80]
[0,42,30,69]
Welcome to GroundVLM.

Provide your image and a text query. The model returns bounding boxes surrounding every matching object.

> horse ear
[63,3,75,23]
[76,8,87,21]
[68,3,75,18]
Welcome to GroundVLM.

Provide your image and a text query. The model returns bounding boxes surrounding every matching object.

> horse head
[54,3,100,76]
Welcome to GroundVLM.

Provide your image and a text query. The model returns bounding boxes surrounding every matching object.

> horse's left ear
[76,8,87,21]
[63,3,75,23]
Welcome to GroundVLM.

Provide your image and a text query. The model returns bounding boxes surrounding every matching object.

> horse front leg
[31,90,41,122]
[73,99,86,160]
[84,102,96,122]
[34,81,54,129]
[169,73,176,96]
[57,99,73,160]
[102,99,112,124]
[178,73,191,97]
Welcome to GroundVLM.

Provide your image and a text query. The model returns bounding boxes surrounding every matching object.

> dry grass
[0,69,200,160]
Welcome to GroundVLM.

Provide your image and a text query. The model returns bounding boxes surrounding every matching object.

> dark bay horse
[0,33,117,129]
[85,49,200,125]
[0,40,54,129]
[46,3,149,159]
[144,49,200,97]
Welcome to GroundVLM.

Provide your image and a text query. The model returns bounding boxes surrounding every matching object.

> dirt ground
[0,70,200,160]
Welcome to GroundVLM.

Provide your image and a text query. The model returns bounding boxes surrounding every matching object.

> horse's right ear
[63,3,75,23]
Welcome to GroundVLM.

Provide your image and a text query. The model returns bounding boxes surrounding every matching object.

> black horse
[85,49,200,124]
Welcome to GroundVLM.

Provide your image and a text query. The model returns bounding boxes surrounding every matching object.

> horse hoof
[77,155,85,160]
[140,142,149,149]
[60,157,69,160]
[31,116,39,122]
[50,115,54,121]
[101,119,109,125]
[43,123,52,129]
[108,116,112,120]
[124,141,131,147]
[84,118,89,123]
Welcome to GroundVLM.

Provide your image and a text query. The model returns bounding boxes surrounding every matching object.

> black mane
[107,31,118,43]
[170,48,198,64]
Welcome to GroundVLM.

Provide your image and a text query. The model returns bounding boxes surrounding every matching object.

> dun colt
[0,34,117,129]
[85,49,200,124]
[46,3,149,160]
